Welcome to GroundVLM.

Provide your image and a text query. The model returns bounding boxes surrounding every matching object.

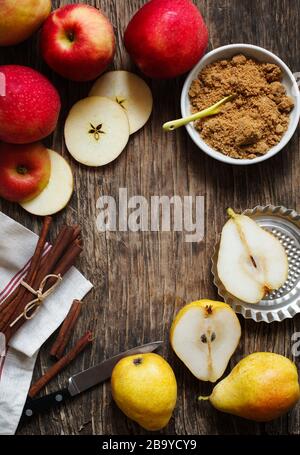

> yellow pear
[0,0,51,46]
[200,352,300,421]
[111,353,177,431]
[170,300,241,382]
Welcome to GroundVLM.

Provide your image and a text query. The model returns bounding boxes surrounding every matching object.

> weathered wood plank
[0,0,299,435]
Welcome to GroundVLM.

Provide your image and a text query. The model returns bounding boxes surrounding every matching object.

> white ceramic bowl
[181,44,300,165]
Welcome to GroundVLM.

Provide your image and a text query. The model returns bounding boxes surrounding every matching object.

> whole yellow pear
[111,353,177,431]
[0,0,51,46]
[200,352,300,421]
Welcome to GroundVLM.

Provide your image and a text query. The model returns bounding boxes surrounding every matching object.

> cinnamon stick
[71,225,81,242]
[0,245,52,315]
[29,331,93,398]
[1,225,76,317]
[0,216,52,332]
[27,216,53,281]
[0,220,51,317]
[0,220,83,343]
[39,226,76,274]
[50,299,82,359]
[6,240,83,341]
[51,241,83,278]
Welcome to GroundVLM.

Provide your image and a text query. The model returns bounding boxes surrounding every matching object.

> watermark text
[96,188,205,243]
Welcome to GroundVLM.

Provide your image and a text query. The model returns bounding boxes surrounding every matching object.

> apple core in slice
[64,96,129,166]
[89,71,153,134]
[20,150,73,216]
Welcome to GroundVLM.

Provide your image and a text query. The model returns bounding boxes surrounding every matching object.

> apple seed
[115,97,126,110]
[88,123,105,141]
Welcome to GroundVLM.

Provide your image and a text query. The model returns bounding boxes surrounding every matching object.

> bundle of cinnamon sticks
[0,216,83,344]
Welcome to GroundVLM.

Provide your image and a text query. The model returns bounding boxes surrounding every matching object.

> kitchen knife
[20,340,163,424]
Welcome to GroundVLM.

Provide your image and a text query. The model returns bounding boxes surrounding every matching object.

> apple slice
[64,96,129,166]
[170,300,241,382]
[20,150,73,216]
[217,209,289,304]
[89,71,153,134]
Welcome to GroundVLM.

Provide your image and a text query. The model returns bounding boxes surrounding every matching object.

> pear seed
[250,255,257,268]
[201,334,208,343]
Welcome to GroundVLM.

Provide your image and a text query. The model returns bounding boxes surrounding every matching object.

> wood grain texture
[0,0,299,435]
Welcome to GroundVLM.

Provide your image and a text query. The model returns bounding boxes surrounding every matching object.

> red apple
[124,0,209,79]
[0,142,51,202]
[0,65,61,144]
[40,4,115,82]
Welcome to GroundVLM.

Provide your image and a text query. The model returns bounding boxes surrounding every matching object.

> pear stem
[162,95,234,131]
[198,395,211,401]
[227,208,237,219]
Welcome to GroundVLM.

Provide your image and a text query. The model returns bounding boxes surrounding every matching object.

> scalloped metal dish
[211,205,300,322]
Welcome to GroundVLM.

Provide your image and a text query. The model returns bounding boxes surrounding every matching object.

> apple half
[20,150,73,216]
[89,71,153,134]
[170,300,241,382]
[217,209,289,304]
[64,96,129,166]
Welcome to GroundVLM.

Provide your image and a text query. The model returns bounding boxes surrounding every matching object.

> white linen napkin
[0,211,93,435]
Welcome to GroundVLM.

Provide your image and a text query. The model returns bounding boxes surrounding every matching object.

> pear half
[64,96,130,167]
[217,209,288,304]
[89,71,153,134]
[200,352,300,422]
[20,150,73,216]
[170,300,241,382]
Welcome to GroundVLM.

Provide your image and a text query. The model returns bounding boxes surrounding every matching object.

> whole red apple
[0,65,61,144]
[0,142,51,202]
[124,0,209,79]
[40,4,115,81]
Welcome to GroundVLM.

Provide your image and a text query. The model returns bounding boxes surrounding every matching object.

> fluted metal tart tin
[211,205,300,322]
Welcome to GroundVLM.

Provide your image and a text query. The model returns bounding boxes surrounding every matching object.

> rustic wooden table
[1,0,299,435]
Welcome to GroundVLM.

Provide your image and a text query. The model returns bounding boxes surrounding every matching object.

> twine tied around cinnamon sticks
[9,274,62,328]
[0,217,83,345]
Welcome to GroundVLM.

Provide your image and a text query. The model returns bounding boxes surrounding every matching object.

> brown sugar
[189,54,294,159]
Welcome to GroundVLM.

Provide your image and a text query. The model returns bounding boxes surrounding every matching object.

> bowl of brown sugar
[181,44,300,164]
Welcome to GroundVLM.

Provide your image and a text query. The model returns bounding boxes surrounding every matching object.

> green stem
[227,208,237,218]
[163,95,234,132]
[198,395,211,401]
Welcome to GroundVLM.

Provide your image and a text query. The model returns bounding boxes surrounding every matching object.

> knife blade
[68,340,163,396]
[20,340,163,424]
